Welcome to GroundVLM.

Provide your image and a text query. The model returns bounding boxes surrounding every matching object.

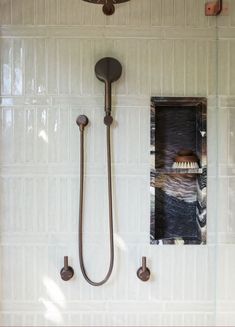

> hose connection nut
[76,115,89,131]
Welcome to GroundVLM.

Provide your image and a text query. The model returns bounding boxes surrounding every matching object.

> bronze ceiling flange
[82,0,130,16]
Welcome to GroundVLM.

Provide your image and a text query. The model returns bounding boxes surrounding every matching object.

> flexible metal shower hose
[79,123,114,286]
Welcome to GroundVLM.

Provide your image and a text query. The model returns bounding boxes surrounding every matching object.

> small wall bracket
[205,0,223,16]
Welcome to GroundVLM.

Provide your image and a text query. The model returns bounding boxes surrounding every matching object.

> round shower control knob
[60,256,74,281]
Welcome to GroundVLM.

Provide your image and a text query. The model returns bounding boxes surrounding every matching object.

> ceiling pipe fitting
[82,0,130,16]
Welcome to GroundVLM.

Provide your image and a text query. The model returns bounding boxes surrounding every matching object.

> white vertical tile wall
[0,0,234,326]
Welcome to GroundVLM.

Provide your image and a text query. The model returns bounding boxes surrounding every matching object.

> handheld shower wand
[95,57,122,118]
[77,57,122,286]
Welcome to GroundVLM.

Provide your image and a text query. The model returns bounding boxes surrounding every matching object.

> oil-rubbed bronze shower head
[95,57,122,84]
[82,0,130,16]
[95,57,122,116]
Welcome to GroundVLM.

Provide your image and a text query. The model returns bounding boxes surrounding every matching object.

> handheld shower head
[95,57,122,116]
[95,57,122,84]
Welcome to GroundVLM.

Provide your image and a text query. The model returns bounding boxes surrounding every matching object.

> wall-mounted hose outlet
[60,256,74,281]
[76,115,89,132]
[137,257,151,282]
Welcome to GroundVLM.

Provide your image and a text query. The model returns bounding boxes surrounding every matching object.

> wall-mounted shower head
[95,57,122,116]
[82,0,130,16]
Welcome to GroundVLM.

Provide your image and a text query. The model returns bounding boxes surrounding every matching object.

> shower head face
[95,57,122,115]
[95,57,122,85]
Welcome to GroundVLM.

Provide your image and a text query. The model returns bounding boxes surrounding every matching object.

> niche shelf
[150,97,207,245]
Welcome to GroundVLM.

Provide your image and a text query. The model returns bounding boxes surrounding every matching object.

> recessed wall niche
[150,97,207,245]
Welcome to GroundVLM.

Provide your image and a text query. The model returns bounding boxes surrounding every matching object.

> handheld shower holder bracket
[104,115,113,126]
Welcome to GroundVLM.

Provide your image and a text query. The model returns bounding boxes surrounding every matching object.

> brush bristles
[172,162,199,169]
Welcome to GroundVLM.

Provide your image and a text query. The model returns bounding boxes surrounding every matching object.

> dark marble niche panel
[150,97,207,245]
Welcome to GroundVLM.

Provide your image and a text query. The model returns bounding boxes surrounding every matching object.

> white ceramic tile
[25,107,36,162]
[36,107,48,162]
[185,40,197,96]
[35,0,46,25]
[231,0,235,27]
[150,39,163,95]
[126,40,139,95]
[70,40,82,95]
[185,0,201,27]
[24,178,36,232]
[48,106,60,163]
[11,315,24,327]
[150,0,162,26]
[230,41,235,95]
[1,107,14,163]
[173,40,185,95]
[174,0,186,27]
[113,40,128,95]
[129,0,151,26]
[228,178,235,235]
[207,106,217,176]
[24,39,36,95]
[112,108,128,164]
[162,0,174,26]
[0,0,11,25]
[22,0,35,25]
[14,108,25,163]
[218,108,228,165]
[12,39,24,95]
[35,177,48,232]
[162,40,174,95]
[59,106,70,162]
[139,40,151,96]
[218,40,230,95]
[0,39,12,95]
[92,107,106,166]
[11,0,23,25]
[47,38,58,95]
[208,41,217,95]
[23,314,37,327]
[127,108,140,164]
[61,0,82,25]
[79,0,105,26]
[127,178,141,233]
[35,39,47,95]
[107,1,129,26]
[228,108,235,165]
[196,40,208,96]
[81,40,93,96]
[45,0,58,25]
[217,245,235,305]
